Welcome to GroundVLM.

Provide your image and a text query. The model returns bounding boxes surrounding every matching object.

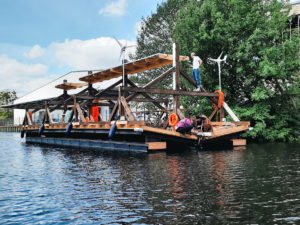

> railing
[0,125,19,132]
[0,118,19,132]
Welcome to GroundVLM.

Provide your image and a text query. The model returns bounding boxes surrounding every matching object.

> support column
[172,43,180,114]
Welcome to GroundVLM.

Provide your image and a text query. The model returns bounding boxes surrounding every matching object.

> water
[1,133,300,224]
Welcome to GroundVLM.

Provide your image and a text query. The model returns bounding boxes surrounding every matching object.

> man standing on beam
[190,52,203,91]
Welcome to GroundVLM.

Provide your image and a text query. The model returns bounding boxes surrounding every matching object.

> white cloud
[0,36,136,96]
[0,54,49,95]
[23,44,45,59]
[50,37,136,70]
[99,0,127,16]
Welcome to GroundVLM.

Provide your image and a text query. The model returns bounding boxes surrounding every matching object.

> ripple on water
[0,134,300,224]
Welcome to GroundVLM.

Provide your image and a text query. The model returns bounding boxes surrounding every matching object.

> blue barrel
[66,122,73,136]
[108,123,117,140]
[20,129,25,138]
[39,124,45,136]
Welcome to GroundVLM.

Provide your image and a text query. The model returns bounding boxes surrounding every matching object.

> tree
[0,90,17,119]
[131,0,188,112]
[174,0,300,142]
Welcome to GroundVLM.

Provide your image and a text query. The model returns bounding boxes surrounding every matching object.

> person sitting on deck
[175,117,197,134]
[196,115,212,132]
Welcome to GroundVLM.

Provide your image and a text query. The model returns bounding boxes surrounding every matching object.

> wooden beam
[46,107,54,124]
[108,102,119,122]
[147,142,167,150]
[143,67,175,89]
[75,103,86,123]
[177,109,185,120]
[231,139,246,146]
[79,54,189,84]
[68,110,74,123]
[120,97,136,121]
[209,108,218,121]
[180,69,197,87]
[73,96,78,122]
[126,80,166,110]
[121,87,219,97]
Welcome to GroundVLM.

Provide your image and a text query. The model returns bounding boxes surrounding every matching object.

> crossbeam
[121,87,219,97]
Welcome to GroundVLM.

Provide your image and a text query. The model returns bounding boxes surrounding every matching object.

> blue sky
[0,0,166,96]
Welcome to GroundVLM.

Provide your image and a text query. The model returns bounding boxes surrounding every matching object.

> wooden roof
[79,53,189,84]
[55,82,88,90]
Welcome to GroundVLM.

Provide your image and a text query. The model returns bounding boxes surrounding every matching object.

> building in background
[13,70,119,125]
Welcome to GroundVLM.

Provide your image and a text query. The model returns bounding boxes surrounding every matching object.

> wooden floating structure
[2,44,250,153]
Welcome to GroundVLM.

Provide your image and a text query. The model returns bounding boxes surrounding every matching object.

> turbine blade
[224,55,227,61]
[218,52,223,59]
[113,36,122,48]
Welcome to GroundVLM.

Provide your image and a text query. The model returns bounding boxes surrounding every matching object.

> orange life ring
[169,113,178,127]
[212,90,224,109]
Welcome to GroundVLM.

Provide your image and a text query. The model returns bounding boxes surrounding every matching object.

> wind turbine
[113,37,136,86]
[208,52,227,91]
[208,52,240,122]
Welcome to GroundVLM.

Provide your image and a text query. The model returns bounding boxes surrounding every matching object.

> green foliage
[134,0,300,142]
[0,90,17,119]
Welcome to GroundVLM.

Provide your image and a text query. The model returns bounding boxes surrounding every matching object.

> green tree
[0,90,17,119]
[174,0,300,142]
[131,0,188,112]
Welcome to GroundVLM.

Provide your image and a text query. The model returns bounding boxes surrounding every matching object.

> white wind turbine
[113,37,136,86]
[208,52,227,91]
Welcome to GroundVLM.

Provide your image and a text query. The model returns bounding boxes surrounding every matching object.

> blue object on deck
[39,124,45,136]
[21,129,25,138]
[66,122,73,136]
[108,122,117,140]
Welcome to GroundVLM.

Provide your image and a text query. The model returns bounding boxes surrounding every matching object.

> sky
[0,0,166,96]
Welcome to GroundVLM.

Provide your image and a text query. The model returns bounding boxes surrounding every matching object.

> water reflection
[1,133,300,224]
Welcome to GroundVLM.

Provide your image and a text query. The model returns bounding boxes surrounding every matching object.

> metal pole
[218,63,221,91]
[122,51,125,87]
[172,43,176,90]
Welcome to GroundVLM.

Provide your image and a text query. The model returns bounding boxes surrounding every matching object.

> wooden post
[75,103,86,123]
[61,108,67,123]
[108,102,119,122]
[88,82,93,122]
[44,101,48,123]
[120,97,136,121]
[73,95,78,122]
[46,107,54,124]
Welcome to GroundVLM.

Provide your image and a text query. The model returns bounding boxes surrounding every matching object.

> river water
[1,132,300,224]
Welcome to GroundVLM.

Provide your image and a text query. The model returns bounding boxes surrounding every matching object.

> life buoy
[212,90,224,109]
[169,113,178,131]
